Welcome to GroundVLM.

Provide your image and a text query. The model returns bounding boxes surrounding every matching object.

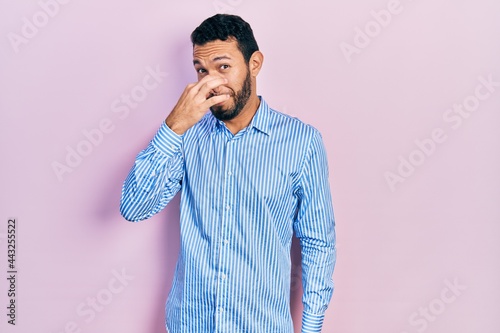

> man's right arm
[120,75,229,222]
[119,122,184,222]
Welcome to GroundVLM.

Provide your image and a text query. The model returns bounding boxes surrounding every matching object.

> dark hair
[190,14,259,63]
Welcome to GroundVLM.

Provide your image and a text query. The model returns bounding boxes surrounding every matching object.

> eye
[196,68,207,74]
[220,64,230,70]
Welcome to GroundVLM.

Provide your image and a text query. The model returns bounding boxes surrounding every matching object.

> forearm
[120,122,184,221]
[299,230,336,333]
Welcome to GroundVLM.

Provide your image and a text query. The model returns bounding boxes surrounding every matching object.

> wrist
[301,311,325,333]
[165,118,187,135]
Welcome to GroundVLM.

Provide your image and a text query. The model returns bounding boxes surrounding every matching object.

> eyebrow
[193,55,232,66]
[213,56,232,62]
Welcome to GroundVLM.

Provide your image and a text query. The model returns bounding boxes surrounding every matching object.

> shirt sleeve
[120,122,185,222]
[293,129,337,333]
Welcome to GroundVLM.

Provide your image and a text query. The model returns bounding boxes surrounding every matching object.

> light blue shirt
[120,97,336,333]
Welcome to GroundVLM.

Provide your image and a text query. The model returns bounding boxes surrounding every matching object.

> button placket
[215,137,235,329]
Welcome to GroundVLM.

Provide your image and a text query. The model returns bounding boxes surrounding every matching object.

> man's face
[193,39,252,121]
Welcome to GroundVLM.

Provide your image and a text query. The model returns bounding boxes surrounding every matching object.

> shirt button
[225,205,230,211]
[218,307,224,313]
[227,171,233,176]
[221,273,227,280]
[170,144,175,150]
[224,239,229,245]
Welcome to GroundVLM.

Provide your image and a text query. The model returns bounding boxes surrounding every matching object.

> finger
[189,75,223,93]
[196,77,228,98]
[201,94,230,109]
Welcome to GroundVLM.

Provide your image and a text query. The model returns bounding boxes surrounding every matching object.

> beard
[210,70,252,121]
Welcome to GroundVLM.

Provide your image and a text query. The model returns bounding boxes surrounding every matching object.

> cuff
[151,122,183,157]
[301,311,325,333]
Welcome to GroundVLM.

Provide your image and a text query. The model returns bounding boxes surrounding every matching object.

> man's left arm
[293,129,337,333]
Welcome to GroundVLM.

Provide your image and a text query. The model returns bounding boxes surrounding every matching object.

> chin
[212,101,233,113]
[211,107,228,118]
[211,105,240,121]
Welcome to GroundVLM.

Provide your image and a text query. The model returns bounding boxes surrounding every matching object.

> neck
[223,94,260,135]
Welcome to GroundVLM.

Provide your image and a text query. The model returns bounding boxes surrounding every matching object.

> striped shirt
[120,97,336,333]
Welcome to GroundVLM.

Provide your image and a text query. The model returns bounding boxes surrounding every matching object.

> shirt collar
[211,96,271,136]
[247,96,270,135]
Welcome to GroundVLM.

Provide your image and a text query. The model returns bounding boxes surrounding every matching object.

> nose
[210,79,227,95]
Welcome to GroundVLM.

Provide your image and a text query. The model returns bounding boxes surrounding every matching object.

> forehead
[193,39,243,63]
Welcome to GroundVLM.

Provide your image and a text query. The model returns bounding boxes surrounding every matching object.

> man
[120,14,336,333]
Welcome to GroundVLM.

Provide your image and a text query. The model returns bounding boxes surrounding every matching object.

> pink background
[1,0,500,332]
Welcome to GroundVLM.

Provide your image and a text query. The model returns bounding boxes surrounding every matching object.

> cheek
[227,72,246,91]
[226,67,245,82]
[196,72,207,82]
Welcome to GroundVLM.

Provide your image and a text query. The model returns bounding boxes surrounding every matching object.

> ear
[249,51,264,77]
